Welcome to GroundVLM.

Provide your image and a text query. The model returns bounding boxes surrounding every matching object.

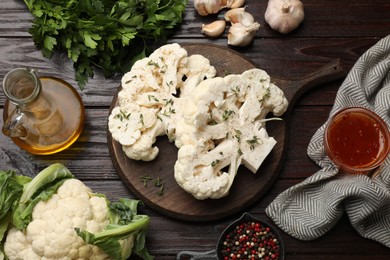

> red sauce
[325,107,390,172]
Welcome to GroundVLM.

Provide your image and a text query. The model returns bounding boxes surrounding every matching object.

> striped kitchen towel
[266,35,390,247]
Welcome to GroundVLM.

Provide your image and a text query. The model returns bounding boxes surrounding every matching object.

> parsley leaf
[23,0,188,89]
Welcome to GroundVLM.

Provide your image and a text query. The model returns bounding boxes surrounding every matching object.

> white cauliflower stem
[4,179,110,260]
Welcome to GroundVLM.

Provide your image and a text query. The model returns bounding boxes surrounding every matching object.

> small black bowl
[177,212,285,260]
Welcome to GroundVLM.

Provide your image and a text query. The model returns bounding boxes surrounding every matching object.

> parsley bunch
[23,0,188,89]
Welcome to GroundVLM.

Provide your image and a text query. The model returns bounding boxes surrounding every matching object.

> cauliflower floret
[149,43,188,94]
[4,179,110,260]
[174,69,288,199]
[174,141,239,199]
[122,119,166,161]
[108,104,160,146]
[241,69,288,116]
[178,54,217,95]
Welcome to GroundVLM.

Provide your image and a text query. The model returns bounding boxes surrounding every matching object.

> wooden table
[1,0,389,259]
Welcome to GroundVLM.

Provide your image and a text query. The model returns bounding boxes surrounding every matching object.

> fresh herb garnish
[259,87,271,102]
[147,60,160,67]
[230,86,240,96]
[234,129,242,142]
[139,174,153,187]
[148,95,159,102]
[114,109,130,121]
[211,160,220,167]
[164,98,174,106]
[139,174,165,196]
[246,135,260,150]
[222,109,235,121]
[160,105,176,117]
[153,178,164,196]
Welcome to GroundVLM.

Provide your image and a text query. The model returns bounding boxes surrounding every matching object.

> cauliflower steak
[108,43,216,161]
[174,69,288,199]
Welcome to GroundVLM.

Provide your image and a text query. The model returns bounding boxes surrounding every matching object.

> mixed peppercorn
[220,220,282,260]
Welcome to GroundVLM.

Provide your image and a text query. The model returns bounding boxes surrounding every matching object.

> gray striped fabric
[266,35,390,247]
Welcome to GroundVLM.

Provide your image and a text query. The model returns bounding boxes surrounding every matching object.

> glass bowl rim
[324,106,390,173]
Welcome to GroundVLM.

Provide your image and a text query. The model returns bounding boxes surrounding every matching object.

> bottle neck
[2,68,41,107]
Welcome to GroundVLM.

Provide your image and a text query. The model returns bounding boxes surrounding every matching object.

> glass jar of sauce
[324,107,390,174]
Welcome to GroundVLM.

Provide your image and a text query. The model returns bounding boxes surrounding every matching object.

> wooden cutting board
[107,44,345,222]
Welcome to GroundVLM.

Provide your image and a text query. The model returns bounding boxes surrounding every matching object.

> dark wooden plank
[2,126,389,258]
[0,84,361,182]
[1,1,390,258]
[2,0,390,38]
[0,37,378,106]
[1,104,329,181]
[0,108,118,178]
[83,179,390,257]
[0,38,121,106]
[204,37,378,78]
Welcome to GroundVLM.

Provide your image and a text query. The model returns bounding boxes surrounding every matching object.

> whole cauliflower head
[4,179,110,260]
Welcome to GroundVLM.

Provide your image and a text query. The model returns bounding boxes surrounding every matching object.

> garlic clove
[225,7,255,27]
[202,20,227,38]
[194,0,221,16]
[227,22,260,47]
[194,4,209,16]
[264,0,305,34]
[224,7,243,23]
[194,0,246,16]
[221,0,245,9]
[221,0,229,7]
[229,0,246,9]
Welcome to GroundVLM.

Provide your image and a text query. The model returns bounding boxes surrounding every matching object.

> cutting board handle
[279,59,346,109]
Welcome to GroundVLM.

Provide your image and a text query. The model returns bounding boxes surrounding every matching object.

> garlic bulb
[227,22,260,47]
[194,0,246,16]
[202,20,226,37]
[264,0,305,34]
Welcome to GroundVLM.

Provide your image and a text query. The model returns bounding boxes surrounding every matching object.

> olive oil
[3,72,85,155]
